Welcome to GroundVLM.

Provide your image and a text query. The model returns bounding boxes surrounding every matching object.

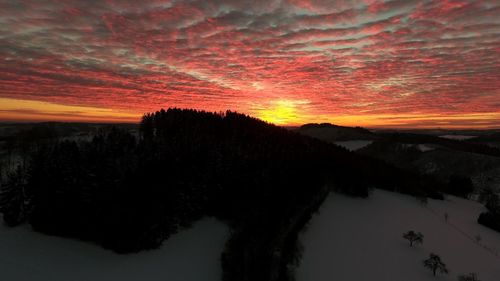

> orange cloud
[0,0,499,128]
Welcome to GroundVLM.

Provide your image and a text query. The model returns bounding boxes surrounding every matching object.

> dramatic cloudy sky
[1,0,499,127]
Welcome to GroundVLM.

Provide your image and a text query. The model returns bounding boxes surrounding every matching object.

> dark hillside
[0,109,442,281]
[297,123,375,142]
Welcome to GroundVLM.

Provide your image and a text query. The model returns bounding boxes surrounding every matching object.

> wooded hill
[0,109,443,281]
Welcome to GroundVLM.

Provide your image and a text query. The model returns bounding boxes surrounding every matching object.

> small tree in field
[423,253,448,276]
[403,230,424,247]
[458,273,480,281]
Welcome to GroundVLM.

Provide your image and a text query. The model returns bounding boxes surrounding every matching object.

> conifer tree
[0,165,29,226]
[423,253,449,276]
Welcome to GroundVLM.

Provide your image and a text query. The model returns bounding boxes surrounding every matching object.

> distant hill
[297,123,375,142]
[297,123,500,157]
[468,132,500,149]
[0,122,138,142]
[472,132,500,142]
[296,123,500,193]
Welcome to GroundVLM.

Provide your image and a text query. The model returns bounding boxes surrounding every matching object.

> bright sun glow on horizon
[0,1,499,128]
[3,97,500,130]
[0,0,500,129]
[255,99,310,125]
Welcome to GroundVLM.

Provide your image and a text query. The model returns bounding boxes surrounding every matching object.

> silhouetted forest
[477,187,500,233]
[377,132,500,158]
[0,108,443,281]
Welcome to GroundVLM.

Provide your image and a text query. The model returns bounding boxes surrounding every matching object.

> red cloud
[0,0,499,128]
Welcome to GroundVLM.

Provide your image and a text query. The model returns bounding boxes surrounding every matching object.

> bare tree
[402,230,424,247]
[423,253,449,276]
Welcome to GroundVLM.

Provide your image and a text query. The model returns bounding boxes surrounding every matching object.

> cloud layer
[1,0,499,127]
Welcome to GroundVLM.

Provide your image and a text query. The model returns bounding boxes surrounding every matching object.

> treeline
[0,122,137,174]
[377,132,500,158]
[477,188,500,233]
[1,108,442,281]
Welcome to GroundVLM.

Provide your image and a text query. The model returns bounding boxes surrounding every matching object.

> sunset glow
[1,0,499,128]
[255,99,310,125]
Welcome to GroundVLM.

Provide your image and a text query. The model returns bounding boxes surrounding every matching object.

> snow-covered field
[0,217,228,281]
[334,140,373,151]
[297,190,500,281]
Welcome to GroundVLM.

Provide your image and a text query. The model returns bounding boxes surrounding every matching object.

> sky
[0,0,499,128]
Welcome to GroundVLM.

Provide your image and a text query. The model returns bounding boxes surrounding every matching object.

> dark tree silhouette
[0,165,29,226]
[458,273,480,281]
[477,212,500,232]
[402,230,424,247]
[478,188,499,213]
[477,187,500,233]
[446,175,474,198]
[423,253,449,276]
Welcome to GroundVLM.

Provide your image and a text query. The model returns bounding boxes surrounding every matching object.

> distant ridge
[297,122,375,142]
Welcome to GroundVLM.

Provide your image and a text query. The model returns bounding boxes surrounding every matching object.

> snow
[296,190,500,281]
[402,143,435,152]
[334,140,373,151]
[418,144,435,152]
[0,217,228,281]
